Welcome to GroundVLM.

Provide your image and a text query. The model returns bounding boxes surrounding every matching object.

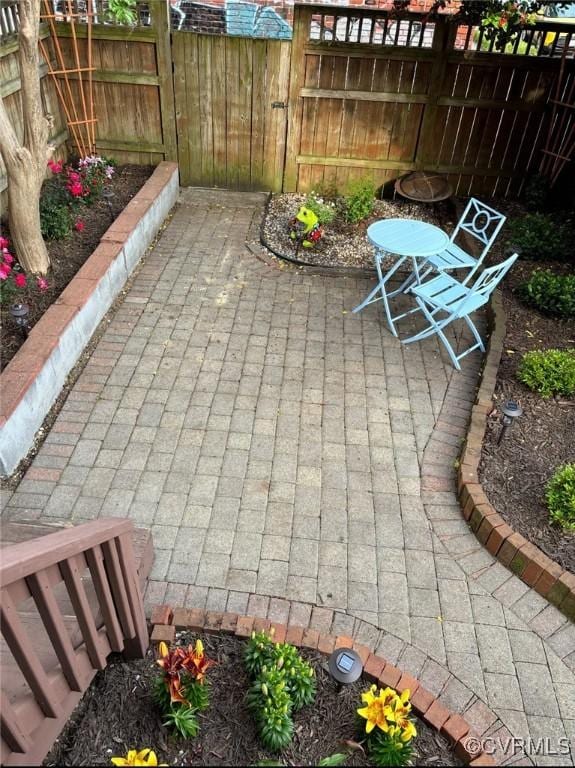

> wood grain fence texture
[286,5,572,197]
[172,31,290,190]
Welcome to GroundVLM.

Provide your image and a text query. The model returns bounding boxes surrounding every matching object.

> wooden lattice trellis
[39,0,96,157]
[540,47,575,187]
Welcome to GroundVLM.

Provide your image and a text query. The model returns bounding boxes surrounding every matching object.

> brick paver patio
[3,189,574,765]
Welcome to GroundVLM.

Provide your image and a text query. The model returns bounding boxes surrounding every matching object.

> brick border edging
[0,162,179,478]
[457,290,575,621]
[148,606,497,767]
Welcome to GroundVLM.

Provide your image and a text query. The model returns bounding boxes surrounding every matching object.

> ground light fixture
[498,399,523,445]
[328,647,363,688]
[102,187,115,221]
[10,302,30,338]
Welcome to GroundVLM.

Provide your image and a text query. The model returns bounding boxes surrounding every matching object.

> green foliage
[344,178,376,224]
[523,173,551,212]
[517,270,575,319]
[162,705,200,739]
[40,195,73,241]
[318,754,348,766]
[367,729,414,768]
[546,464,575,531]
[304,191,337,225]
[182,678,210,712]
[507,213,569,261]
[244,631,316,752]
[151,675,171,713]
[517,349,575,398]
[107,0,137,24]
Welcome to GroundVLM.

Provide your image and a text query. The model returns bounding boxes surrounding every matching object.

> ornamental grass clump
[517,349,575,398]
[357,685,417,767]
[546,464,575,532]
[244,630,316,752]
[153,639,214,738]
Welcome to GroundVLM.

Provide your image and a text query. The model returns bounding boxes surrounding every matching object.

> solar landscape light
[102,187,115,221]
[10,302,30,338]
[328,647,363,689]
[498,399,523,445]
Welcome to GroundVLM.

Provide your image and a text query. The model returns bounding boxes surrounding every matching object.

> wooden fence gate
[172,31,290,190]
[284,4,573,197]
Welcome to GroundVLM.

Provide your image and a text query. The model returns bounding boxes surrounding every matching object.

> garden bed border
[0,162,179,478]
[457,291,575,622]
[149,604,497,767]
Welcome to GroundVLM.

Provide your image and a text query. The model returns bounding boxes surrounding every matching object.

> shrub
[304,191,337,225]
[517,269,575,318]
[546,464,575,531]
[523,173,551,212]
[507,213,569,261]
[40,195,73,240]
[518,349,575,398]
[344,177,376,224]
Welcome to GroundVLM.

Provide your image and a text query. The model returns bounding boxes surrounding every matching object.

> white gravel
[262,193,456,270]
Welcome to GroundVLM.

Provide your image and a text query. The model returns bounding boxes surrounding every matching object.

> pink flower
[2,251,14,265]
[48,159,63,174]
[75,220,85,232]
[36,276,49,291]
[14,273,27,288]
[68,181,84,197]
[0,263,11,280]
[67,170,81,182]
[0,236,9,249]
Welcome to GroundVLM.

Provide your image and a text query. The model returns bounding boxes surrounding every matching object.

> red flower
[67,170,81,182]
[48,159,63,174]
[2,252,14,265]
[0,236,9,249]
[68,182,84,197]
[0,263,11,280]
[36,276,49,291]
[14,273,27,288]
[75,220,85,232]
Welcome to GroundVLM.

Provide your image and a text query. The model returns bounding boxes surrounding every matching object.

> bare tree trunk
[0,0,53,275]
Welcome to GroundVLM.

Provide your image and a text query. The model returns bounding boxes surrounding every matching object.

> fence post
[149,0,178,162]
[413,15,454,170]
[283,5,311,192]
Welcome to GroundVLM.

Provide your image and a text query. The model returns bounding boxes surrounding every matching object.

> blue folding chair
[401,253,518,370]
[417,198,507,286]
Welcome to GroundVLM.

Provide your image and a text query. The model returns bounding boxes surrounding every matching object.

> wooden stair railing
[0,518,150,766]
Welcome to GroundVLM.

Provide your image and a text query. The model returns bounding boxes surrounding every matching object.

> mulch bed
[0,164,153,372]
[45,632,461,767]
[479,255,575,572]
[262,193,457,270]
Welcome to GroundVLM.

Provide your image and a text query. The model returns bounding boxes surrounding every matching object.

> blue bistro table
[352,218,450,337]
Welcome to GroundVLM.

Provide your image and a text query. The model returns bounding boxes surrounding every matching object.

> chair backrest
[454,253,519,317]
[452,198,507,256]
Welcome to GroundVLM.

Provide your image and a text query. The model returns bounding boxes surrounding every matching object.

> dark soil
[479,253,575,573]
[0,164,153,372]
[45,633,461,767]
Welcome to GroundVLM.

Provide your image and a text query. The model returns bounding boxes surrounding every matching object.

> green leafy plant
[517,270,575,319]
[344,178,376,224]
[244,630,316,752]
[304,191,337,225]
[368,729,414,768]
[107,0,137,25]
[517,349,575,398]
[507,213,569,261]
[40,195,73,241]
[162,706,200,739]
[546,463,575,531]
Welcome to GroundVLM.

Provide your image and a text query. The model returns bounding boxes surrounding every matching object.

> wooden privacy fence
[285,4,575,197]
[0,519,148,767]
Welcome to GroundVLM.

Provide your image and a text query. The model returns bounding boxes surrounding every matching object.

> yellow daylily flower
[111,748,167,767]
[357,685,396,734]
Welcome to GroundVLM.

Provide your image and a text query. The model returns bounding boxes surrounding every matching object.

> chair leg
[401,302,462,370]
[463,314,485,352]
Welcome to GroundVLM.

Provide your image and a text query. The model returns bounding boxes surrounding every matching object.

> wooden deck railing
[0,518,149,766]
